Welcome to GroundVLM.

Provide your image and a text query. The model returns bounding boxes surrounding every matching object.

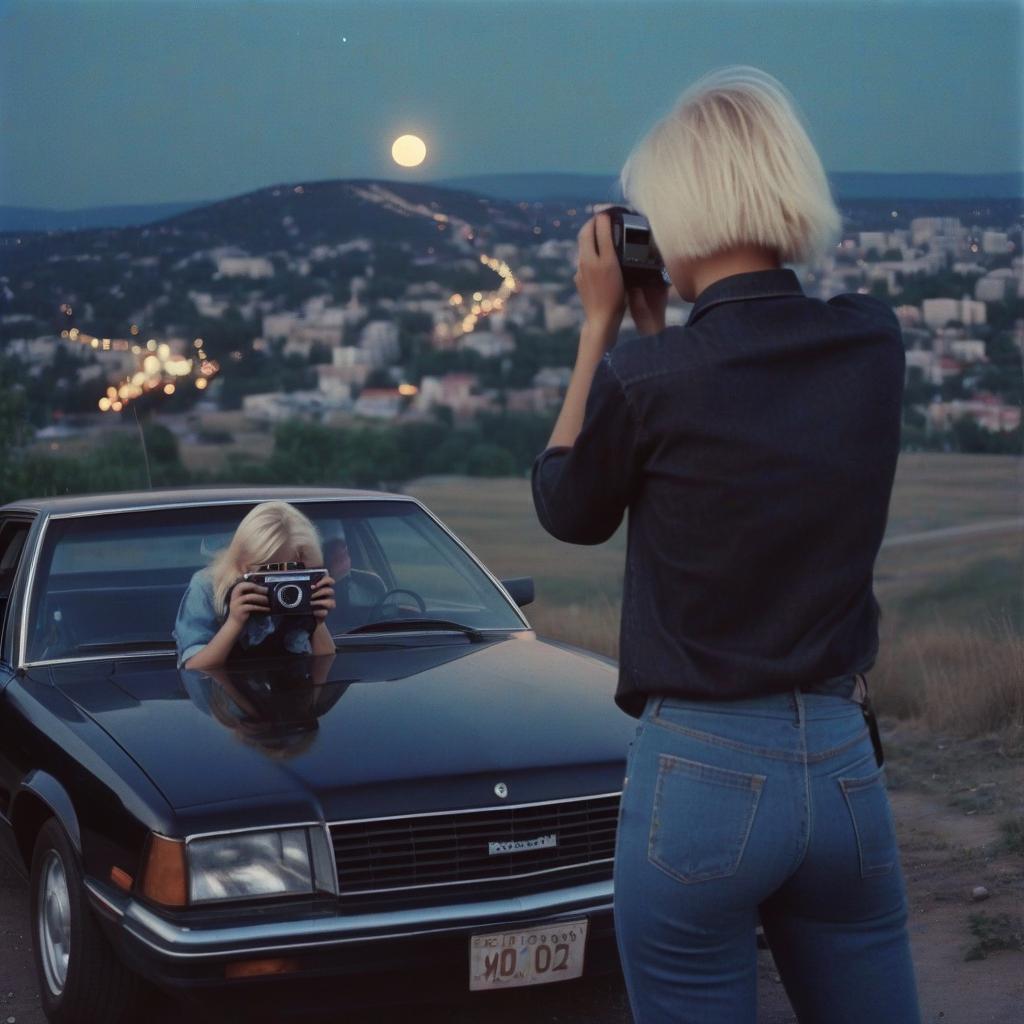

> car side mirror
[500,577,534,608]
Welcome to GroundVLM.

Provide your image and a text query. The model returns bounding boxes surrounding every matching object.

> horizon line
[4,168,1023,214]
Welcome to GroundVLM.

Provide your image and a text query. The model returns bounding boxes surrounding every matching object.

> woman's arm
[175,575,270,671]
[545,322,618,448]
[547,212,627,451]
[310,621,335,655]
[183,618,244,671]
[309,574,337,655]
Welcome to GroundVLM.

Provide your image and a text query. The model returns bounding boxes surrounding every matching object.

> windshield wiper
[342,618,485,642]
[76,640,177,653]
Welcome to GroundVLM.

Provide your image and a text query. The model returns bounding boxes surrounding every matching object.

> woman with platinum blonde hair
[532,65,921,1023]
[173,500,336,671]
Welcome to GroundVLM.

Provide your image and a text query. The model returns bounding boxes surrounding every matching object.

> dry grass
[527,597,1024,746]
[872,610,1024,743]
[403,456,1023,746]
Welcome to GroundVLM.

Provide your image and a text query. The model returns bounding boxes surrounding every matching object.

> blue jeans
[612,683,922,1023]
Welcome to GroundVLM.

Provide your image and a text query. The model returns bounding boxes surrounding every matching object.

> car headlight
[187,827,336,903]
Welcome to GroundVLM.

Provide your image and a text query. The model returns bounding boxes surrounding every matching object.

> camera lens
[277,583,303,610]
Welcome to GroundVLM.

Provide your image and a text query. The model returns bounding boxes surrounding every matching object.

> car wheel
[30,818,146,1024]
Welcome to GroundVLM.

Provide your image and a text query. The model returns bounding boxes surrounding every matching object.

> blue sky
[0,0,1020,209]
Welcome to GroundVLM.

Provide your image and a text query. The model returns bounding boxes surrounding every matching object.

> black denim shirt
[531,268,905,717]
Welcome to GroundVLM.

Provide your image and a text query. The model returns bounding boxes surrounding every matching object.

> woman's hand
[310,574,336,621]
[574,212,626,335]
[627,281,670,336]
[226,580,270,628]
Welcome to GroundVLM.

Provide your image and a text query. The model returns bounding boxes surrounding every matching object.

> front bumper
[85,876,621,1011]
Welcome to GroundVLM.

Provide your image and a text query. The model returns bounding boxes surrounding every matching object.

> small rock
[971,885,989,901]
[771,973,781,983]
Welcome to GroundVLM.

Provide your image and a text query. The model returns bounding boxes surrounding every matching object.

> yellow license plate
[469,919,588,991]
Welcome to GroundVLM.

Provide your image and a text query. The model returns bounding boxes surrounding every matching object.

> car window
[0,519,32,657]
[365,512,492,607]
[24,500,524,662]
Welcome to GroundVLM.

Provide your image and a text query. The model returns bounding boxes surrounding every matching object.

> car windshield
[24,499,526,663]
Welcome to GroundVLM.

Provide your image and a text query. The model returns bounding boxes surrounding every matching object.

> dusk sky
[1,0,1021,210]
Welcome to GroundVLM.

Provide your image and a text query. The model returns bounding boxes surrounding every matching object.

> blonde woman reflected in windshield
[179,653,345,760]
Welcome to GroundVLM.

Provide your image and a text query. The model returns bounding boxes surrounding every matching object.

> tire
[29,818,147,1024]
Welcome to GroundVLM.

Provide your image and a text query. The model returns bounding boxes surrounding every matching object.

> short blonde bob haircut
[208,500,324,617]
[619,65,841,268]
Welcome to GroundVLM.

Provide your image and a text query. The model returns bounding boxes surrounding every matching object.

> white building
[921,296,986,329]
[975,276,1008,303]
[359,320,400,366]
[189,291,228,317]
[543,299,579,331]
[949,339,987,363]
[332,345,372,369]
[460,330,515,358]
[317,362,370,391]
[243,390,351,423]
[982,231,1010,255]
[216,256,274,279]
[858,232,889,253]
[353,388,403,419]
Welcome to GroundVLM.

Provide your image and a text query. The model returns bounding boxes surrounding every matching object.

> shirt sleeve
[172,571,221,670]
[283,624,315,654]
[531,353,644,545]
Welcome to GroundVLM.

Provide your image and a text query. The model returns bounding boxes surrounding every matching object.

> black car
[0,487,633,1022]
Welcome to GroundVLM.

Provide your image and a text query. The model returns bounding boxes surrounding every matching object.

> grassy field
[403,452,1024,743]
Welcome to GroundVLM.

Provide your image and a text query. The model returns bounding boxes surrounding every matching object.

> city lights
[443,252,520,341]
[63,321,220,413]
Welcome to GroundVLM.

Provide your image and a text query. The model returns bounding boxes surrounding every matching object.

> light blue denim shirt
[173,567,313,670]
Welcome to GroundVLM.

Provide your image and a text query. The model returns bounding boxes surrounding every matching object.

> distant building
[982,231,1010,255]
[975,276,1007,303]
[533,366,572,390]
[922,296,986,329]
[189,291,228,317]
[316,363,370,392]
[353,388,403,419]
[243,390,351,423]
[460,330,515,358]
[216,256,274,279]
[359,320,400,366]
[948,339,987,363]
[894,305,923,327]
[858,232,889,253]
[413,372,493,420]
[929,393,1021,433]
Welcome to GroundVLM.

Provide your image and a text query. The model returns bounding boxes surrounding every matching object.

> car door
[0,513,36,866]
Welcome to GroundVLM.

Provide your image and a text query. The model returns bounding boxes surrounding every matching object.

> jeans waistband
[646,674,862,721]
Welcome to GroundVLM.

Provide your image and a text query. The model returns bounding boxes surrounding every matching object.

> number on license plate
[469,919,588,991]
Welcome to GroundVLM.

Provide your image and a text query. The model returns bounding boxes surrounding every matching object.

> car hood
[44,633,634,828]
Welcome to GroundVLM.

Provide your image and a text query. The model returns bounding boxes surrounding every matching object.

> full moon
[391,134,427,168]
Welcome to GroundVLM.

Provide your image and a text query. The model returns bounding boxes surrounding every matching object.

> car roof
[0,485,414,520]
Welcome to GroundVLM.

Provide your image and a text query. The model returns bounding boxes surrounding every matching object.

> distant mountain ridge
[435,171,1024,203]
[2,171,1021,234]
[0,200,211,233]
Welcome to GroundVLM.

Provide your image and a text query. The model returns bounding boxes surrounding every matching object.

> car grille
[329,793,620,905]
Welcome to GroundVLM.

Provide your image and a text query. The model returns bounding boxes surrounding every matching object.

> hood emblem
[494,782,508,799]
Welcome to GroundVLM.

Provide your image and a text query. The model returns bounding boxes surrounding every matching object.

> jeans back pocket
[839,765,897,878]
[647,753,766,884]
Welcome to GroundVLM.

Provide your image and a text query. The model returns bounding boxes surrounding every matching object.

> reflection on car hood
[45,633,634,826]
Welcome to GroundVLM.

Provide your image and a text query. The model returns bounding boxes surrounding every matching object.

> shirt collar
[684,267,804,328]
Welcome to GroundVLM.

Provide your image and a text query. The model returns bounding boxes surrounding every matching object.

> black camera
[229,563,328,615]
[601,205,670,288]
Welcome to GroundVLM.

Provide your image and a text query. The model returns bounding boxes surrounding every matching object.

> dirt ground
[2,717,1021,1023]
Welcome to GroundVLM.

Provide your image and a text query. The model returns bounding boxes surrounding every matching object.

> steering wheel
[364,587,427,622]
